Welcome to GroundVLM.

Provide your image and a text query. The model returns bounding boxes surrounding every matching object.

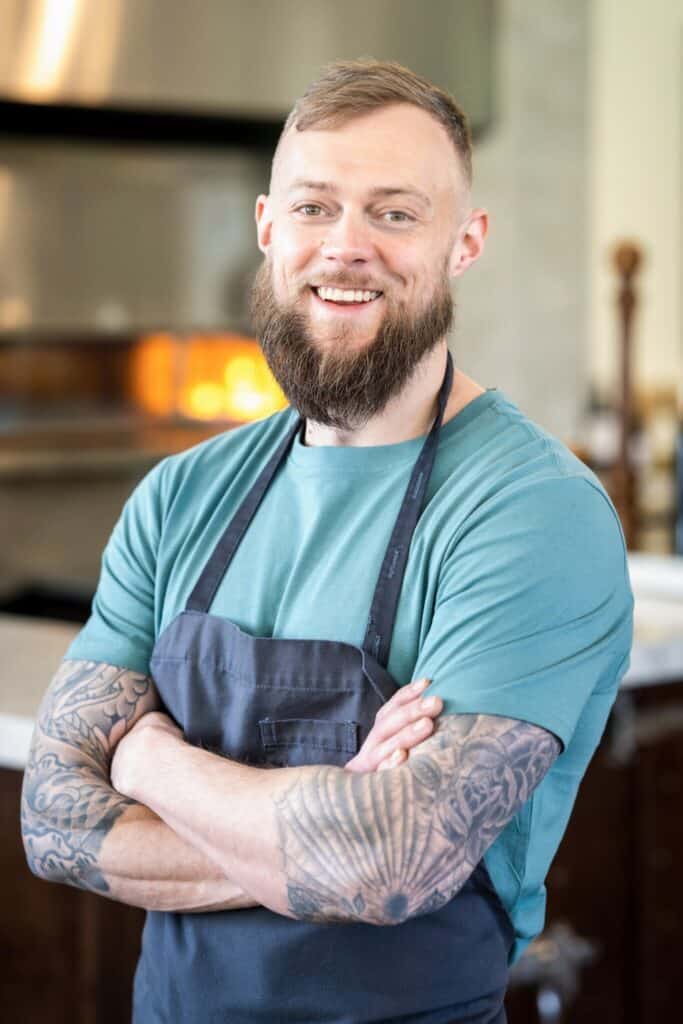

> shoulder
[450,392,621,529]
[140,407,298,506]
[435,391,625,555]
[435,392,632,616]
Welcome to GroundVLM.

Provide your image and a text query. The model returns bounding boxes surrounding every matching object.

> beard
[249,260,454,431]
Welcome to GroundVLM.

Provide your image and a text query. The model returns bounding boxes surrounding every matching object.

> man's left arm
[111,711,560,925]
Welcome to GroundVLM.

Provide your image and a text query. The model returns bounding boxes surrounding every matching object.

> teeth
[316,286,380,303]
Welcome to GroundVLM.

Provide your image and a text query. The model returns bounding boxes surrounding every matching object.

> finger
[375,678,431,720]
[378,748,407,771]
[371,694,443,745]
[352,685,439,772]
[373,715,436,765]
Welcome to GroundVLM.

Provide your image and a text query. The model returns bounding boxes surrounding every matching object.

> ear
[255,194,273,255]
[448,208,489,279]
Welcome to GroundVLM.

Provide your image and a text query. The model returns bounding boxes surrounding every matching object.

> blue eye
[383,210,413,223]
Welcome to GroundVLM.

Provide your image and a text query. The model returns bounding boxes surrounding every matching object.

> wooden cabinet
[3,680,682,1023]
[0,768,143,1023]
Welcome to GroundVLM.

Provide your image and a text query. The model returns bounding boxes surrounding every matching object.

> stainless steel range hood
[0,0,495,335]
[0,0,494,122]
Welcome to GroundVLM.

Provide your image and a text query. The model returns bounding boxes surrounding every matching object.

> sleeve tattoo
[21,659,158,892]
[274,714,561,925]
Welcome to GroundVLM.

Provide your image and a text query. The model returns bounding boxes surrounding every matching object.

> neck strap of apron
[187,352,454,647]
[186,410,302,613]
[361,350,453,667]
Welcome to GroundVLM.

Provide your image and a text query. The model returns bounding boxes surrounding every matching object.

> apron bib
[133,353,514,1024]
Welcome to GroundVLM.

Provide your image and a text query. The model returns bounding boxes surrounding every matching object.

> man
[21,60,633,1024]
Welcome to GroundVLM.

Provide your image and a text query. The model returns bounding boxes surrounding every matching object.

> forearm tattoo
[21,660,157,892]
[275,714,561,925]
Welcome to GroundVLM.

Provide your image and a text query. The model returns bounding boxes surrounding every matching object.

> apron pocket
[258,717,359,767]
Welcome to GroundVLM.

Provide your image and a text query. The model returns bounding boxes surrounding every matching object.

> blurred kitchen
[1,0,682,1021]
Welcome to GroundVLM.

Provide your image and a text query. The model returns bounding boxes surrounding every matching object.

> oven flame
[130,333,287,423]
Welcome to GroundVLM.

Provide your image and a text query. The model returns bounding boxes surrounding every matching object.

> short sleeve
[413,477,634,750]
[64,458,168,675]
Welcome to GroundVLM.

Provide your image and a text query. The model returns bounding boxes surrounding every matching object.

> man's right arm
[20,659,259,912]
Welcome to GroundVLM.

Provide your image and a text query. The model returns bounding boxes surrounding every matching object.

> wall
[456,0,589,442]
[588,0,682,402]
[0,468,150,600]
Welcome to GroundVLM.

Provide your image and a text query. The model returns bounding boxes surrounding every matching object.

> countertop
[2,553,683,771]
[1,615,80,769]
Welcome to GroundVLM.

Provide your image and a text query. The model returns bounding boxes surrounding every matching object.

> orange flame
[129,334,287,423]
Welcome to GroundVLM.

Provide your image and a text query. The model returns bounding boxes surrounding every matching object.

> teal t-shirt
[67,389,633,963]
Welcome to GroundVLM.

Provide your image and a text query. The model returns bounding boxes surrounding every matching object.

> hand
[111,711,184,799]
[344,679,442,774]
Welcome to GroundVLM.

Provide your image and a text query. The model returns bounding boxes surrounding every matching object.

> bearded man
[21,60,633,1024]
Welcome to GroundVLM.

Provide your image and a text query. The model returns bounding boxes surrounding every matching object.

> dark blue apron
[133,352,514,1024]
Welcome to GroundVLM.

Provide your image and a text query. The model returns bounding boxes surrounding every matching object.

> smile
[312,286,382,305]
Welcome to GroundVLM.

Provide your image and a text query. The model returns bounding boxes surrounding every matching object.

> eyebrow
[287,179,432,208]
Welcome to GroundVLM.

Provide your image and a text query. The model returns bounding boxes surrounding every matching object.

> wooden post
[611,241,642,549]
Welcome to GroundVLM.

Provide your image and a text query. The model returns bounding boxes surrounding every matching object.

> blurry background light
[129,333,287,423]
[16,0,85,101]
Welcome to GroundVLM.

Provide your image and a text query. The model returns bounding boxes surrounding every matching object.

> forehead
[273,103,462,203]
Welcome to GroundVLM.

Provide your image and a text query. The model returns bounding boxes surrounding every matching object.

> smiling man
[251,90,484,438]
[21,61,633,1024]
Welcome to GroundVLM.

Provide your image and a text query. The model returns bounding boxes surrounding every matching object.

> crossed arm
[20,660,255,912]
[21,658,561,924]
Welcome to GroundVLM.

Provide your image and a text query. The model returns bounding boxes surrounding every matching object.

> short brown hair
[274,58,473,187]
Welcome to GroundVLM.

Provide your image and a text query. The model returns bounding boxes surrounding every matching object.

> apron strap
[362,351,453,668]
[186,414,302,613]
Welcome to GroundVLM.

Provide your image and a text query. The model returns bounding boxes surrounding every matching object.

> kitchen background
[1,1,682,1022]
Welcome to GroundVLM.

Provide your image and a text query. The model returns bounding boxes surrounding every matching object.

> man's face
[252,103,471,429]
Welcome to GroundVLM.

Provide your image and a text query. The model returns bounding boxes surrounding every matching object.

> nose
[320,211,375,265]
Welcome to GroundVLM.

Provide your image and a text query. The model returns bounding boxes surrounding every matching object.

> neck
[302,343,485,448]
